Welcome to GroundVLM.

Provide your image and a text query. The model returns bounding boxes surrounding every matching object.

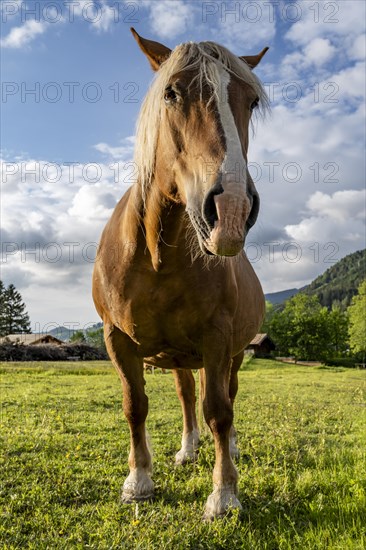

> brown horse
[93,28,268,519]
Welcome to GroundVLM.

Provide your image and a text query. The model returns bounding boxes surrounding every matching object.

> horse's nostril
[245,192,260,232]
[203,191,218,230]
[203,181,224,230]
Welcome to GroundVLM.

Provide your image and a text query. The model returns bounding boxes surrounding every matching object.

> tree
[86,327,106,352]
[0,282,31,336]
[260,300,276,334]
[328,306,349,357]
[269,307,292,357]
[0,281,6,336]
[269,294,341,361]
[70,330,86,343]
[348,280,366,357]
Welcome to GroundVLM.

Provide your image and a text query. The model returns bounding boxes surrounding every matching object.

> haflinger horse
[93,28,269,519]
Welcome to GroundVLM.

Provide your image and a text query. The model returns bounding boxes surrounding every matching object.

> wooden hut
[0,333,63,345]
[245,333,275,358]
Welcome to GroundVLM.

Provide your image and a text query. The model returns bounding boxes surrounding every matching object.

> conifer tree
[0,281,6,336]
[0,282,31,336]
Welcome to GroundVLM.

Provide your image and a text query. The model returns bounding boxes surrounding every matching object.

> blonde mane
[134,41,269,201]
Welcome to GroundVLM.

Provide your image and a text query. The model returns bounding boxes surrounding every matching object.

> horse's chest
[120,269,223,353]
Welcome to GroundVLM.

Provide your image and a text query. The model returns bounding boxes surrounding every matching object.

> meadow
[1,359,365,549]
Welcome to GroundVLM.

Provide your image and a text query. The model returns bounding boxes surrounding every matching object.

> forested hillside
[302,249,365,310]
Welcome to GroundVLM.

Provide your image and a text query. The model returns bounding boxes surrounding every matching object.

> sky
[1,0,365,331]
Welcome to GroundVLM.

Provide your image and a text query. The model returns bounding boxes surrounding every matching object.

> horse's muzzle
[202,184,251,256]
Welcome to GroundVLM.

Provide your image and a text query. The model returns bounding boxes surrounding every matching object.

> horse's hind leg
[228,351,244,459]
[104,323,154,502]
[172,369,200,465]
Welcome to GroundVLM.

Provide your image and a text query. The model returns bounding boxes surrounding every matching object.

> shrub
[0,343,108,362]
[325,357,357,368]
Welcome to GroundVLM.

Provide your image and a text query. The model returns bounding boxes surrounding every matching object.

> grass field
[1,359,365,549]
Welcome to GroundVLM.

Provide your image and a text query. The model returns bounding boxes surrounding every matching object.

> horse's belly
[144,351,203,370]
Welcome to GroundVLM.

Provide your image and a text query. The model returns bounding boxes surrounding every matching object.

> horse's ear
[240,47,269,69]
[131,27,171,71]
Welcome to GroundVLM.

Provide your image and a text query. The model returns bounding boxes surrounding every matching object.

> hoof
[175,450,197,466]
[121,492,154,504]
[203,488,242,520]
[175,429,200,466]
[121,469,154,503]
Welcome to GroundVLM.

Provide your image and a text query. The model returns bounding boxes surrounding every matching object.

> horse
[92,28,269,519]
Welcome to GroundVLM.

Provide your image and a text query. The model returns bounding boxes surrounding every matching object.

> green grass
[1,359,365,549]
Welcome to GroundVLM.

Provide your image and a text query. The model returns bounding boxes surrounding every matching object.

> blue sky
[1,0,365,329]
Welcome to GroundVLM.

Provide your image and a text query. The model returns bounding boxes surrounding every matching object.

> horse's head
[132,28,268,257]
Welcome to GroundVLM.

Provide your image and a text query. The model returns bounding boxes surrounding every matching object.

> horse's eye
[250,98,259,111]
[164,86,177,104]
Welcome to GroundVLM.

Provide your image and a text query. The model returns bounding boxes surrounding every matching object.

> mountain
[302,249,365,310]
[265,288,300,305]
[48,326,74,341]
[265,249,365,310]
[49,322,103,342]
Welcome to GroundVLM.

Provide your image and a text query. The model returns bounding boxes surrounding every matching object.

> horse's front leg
[172,368,200,465]
[202,326,241,519]
[104,324,154,502]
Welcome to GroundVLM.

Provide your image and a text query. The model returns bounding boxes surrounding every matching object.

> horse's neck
[141,181,187,271]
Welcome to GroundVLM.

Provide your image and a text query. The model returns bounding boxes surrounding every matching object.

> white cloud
[329,61,366,101]
[94,136,135,160]
[212,7,276,52]
[1,155,130,325]
[306,190,365,223]
[68,184,117,220]
[145,0,194,40]
[0,19,46,48]
[143,0,274,50]
[95,0,116,32]
[280,37,337,80]
[83,0,116,33]
[250,251,338,295]
[285,190,365,241]
[303,38,336,67]
[285,1,366,47]
[350,34,366,61]
[1,0,117,50]
[247,189,365,294]
[280,0,365,89]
